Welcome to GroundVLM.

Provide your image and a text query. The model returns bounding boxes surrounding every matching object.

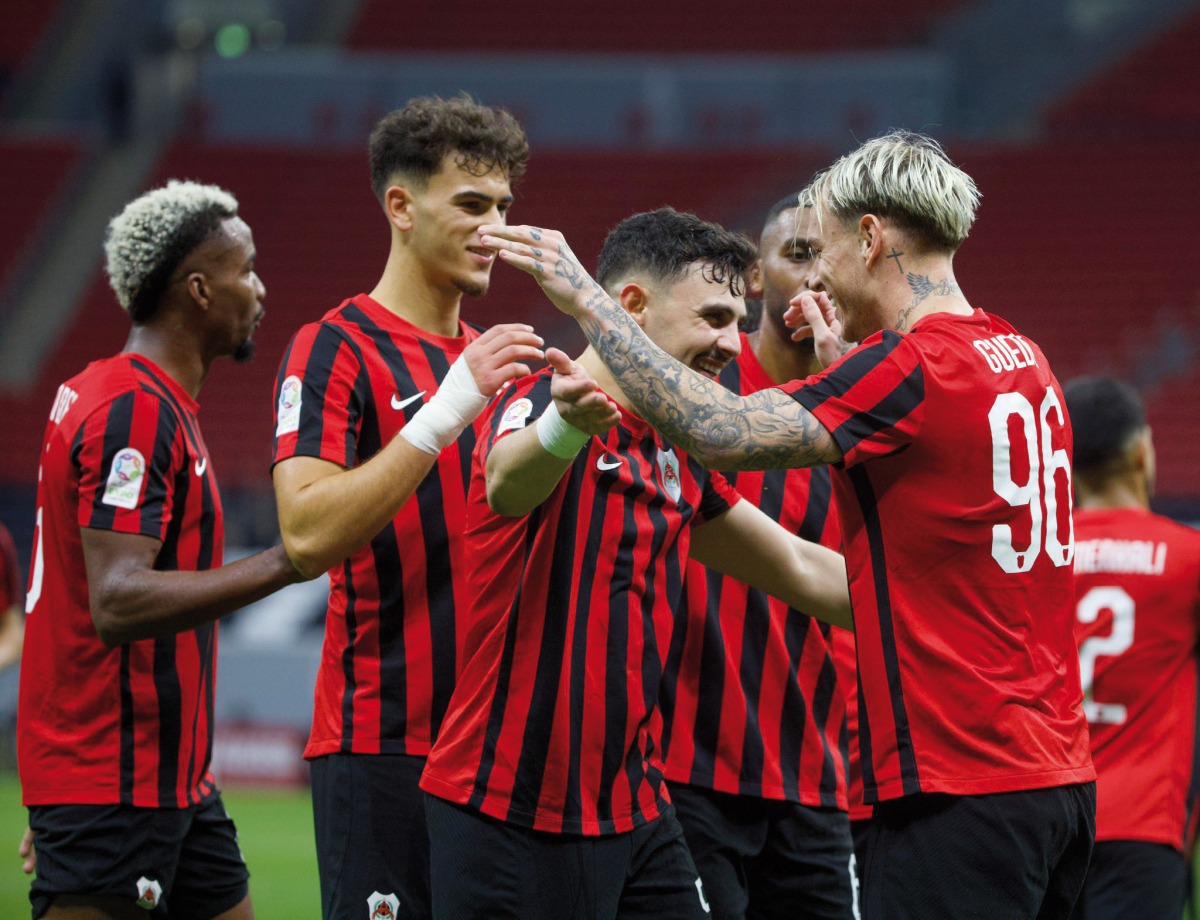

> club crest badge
[656,446,682,503]
[102,447,146,509]
[134,876,162,910]
[367,891,400,919]
[276,375,303,436]
[498,397,534,434]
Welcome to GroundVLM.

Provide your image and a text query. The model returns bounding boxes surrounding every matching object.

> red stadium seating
[1047,9,1200,137]
[347,0,966,53]
[0,0,62,83]
[0,135,81,292]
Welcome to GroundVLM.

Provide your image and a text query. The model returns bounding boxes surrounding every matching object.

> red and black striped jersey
[660,335,849,808]
[1072,507,1200,850]
[781,309,1094,803]
[272,294,481,758]
[421,368,740,835]
[19,353,222,808]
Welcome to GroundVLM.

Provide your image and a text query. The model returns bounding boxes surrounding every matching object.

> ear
[858,214,884,268]
[746,259,765,300]
[385,184,416,233]
[618,282,649,326]
[185,272,210,310]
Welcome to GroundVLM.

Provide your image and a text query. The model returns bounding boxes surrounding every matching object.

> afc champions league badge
[656,446,682,503]
[102,446,146,510]
[367,891,400,918]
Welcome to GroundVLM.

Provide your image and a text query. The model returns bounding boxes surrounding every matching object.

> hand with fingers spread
[462,323,546,395]
[546,348,621,437]
[479,225,608,320]
[784,292,856,369]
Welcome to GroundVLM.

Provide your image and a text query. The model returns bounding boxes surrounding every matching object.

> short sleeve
[779,330,925,468]
[273,322,368,469]
[696,468,741,525]
[75,389,181,540]
[477,371,555,459]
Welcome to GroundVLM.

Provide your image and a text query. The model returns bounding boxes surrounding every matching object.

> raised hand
[546,348,621,436]
[479,225,609,320]
[785,292,856,368]
[462,323,545,395]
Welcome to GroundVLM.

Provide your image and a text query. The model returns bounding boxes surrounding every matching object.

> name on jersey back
[1075,539,1167,575]
[973,334,1038,374]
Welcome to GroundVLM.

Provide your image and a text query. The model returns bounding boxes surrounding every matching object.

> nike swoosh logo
[596,454,622,471]
[194,457,207,476]
[391,391,426,411]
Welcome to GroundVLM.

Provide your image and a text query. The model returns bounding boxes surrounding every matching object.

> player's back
[1074,507,1200,848]
[788,309,1092,802]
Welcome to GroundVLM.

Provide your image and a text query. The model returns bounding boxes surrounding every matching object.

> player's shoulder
[59,354,170,421]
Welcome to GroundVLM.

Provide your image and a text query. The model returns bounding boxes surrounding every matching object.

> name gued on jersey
[973,334,1038,374]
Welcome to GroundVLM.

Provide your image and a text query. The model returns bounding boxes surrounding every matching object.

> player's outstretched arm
[275,323,544,578]
[480,225,841,472]
[689,501,852,630]
[486,348,620,517]
[81,530,303,646]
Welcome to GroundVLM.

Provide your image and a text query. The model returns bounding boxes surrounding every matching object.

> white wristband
[399,354,489,455]
[536,401,591,459]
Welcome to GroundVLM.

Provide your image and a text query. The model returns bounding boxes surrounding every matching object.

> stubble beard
[455,277,489,298]
[233,339,256,363]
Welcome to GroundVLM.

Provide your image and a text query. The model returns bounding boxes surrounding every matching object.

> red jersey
[272,294,481,758]
[831,628,871,821]
[421,368,739,835]
[1073,507,1200,849]
[19,354,223,808]
[660,336,849,808]
[781,310,1094,802]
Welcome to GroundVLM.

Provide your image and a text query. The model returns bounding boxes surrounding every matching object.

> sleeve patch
[101,447,147,509]
[498,397,534,434]
[276,375,303,436]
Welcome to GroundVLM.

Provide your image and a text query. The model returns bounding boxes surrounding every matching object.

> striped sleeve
[696,468,740,524]
[780,330,925,468]
[479,372,554,455]
[273,321,369,468]
[74,390,181,540]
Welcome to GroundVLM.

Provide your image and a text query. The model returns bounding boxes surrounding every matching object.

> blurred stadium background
[1,0,1198,912]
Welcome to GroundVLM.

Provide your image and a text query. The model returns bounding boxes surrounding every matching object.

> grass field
[0,773,320,918]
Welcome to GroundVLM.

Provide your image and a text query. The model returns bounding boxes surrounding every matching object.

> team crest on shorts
[498,397,534,433]
[656,446,682,503]
[134,876,162,910]
[367,891,399,918]
[102,447,146,509]
[276,375,303,436]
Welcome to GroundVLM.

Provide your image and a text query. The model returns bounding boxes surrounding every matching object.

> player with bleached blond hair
[478,130,1096,919]
[18,179,305,919]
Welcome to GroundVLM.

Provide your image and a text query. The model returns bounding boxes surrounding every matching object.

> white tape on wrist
[536,401,591,459]
[399,354,488,455]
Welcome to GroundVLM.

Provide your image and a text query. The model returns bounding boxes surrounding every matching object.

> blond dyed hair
[815,131,980,252]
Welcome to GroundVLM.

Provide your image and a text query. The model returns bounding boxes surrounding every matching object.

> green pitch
[0,773,320,918]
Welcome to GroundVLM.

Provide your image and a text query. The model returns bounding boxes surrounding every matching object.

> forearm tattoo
[569,271,835,471]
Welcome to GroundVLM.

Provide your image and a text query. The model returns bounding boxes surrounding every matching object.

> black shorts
[1070,839,1187,920]
[425,794,710,920]
[28,794,248,920]
[669,782,858,920]
[860,782,1095,920]
[310,752,432,920]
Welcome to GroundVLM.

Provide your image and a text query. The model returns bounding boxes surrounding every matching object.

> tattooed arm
[480,225,842,471]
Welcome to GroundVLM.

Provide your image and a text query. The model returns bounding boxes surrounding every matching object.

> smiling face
[636,262,745,379]
[193,216,265,362]
[806,201,879,343]
[403,153,514,297]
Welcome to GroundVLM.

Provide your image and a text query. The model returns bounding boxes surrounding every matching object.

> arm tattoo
[576,291,837,471]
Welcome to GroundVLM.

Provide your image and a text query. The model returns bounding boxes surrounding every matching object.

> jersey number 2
[1076,585,1135,725]
[988,388,1073,573]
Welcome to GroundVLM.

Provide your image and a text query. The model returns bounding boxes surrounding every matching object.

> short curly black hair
[1063,376,1146,471]
[596,208,757,297]
[368,94,529,201]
